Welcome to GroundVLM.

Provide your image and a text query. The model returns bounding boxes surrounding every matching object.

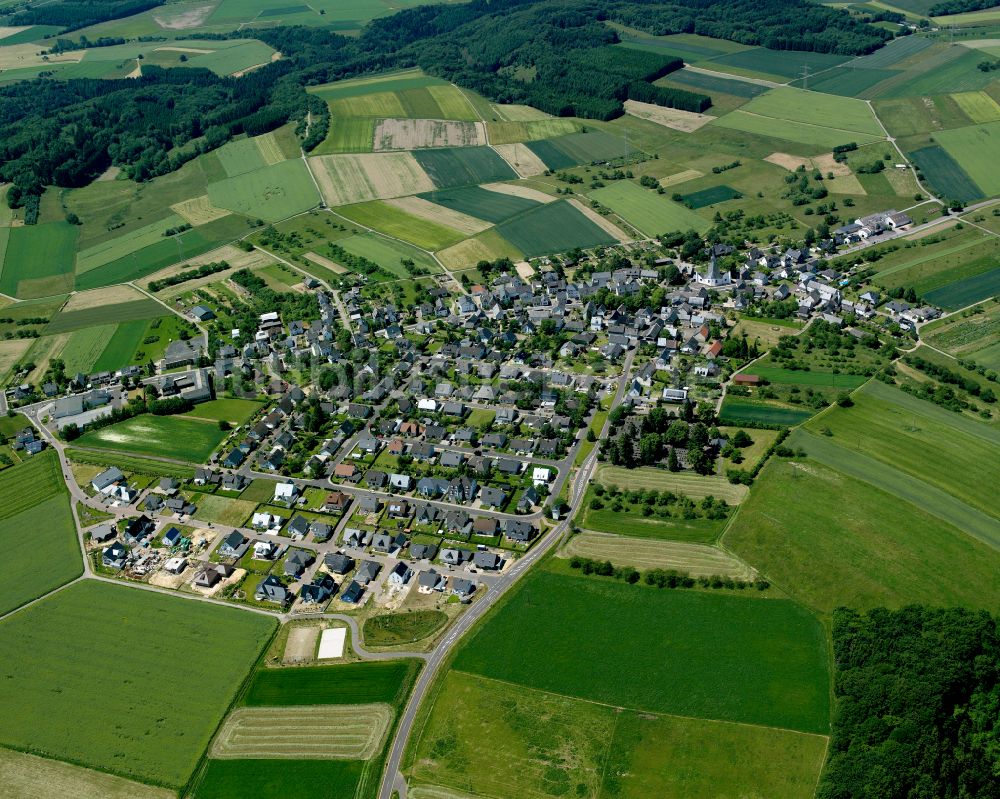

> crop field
[719,397,815,426]
[804,66,897,98]
[907,145,981,202]
[744,88,883,136]
[495,200,617,257]
[0,749,174,799]
[373,118,486,150]
[562,532,755,578]
[933,121,1000,197]
[662,67,768,99]
[924,266,1000,310]
[194,760,363,799]
[951,90,1000,123]
[336,233,439,275]
[211,704,392,760]
[309,152,435,206]
[90,317,168,371]
[363,610,448,646]
[0,581,275,787]
[0,452,80,616]
[485,118,580,144]
[679,184,741,208]
[55,324,115,373]
[44,298,164,334]
[589,181,708,236]
[75,215,187,274]
[191,39,276,75]
[707,48,849,80]
[417,185,541,223]
[878,49,995,98]
[243,661,419,707]
[0,222,77,298]
[923,301,1000,367]
[454,570,830,732]
[411,147,517,188]
[314,117,376,155]
[208,159,318,222]
[525,129,630,169]
[594,465,749,502]
[385,197,491,235]
[436,229,523,269]
[309,71,444,102]
[725,450,1000,613]
[75,414,229,463]
[336,201,466,250]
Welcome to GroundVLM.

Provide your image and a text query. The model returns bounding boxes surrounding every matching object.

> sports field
[495,200,617,257]
[75,414,229,463]
[454,569,830,733]
[0,581,275,787]
[336,201,466,250]
[589,182,708,235]
[0,451,80,616]
[208,159,319,222]
[409,670,827,799]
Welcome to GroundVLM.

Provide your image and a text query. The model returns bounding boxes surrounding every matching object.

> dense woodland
[819,606,1000,799]
[0,0,894,205]
[3,0,163,31]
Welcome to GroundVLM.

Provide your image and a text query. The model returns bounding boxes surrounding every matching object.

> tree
[667,447,680,472]
[836,392,854,407]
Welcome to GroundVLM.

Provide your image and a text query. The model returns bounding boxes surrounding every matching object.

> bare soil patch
[373,119,486,151]
[812,153,852,177]
[63,284,145,312]
[624,99,715,132]
[480,182,554,203]
[491,144,547,177]
[154,3,216,30]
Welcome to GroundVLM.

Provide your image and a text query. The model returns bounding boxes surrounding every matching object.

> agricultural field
[243,661,419,707]
[335,201,466,250]
[416,186,543,224]
[679,184,741,208]
[719,397,815,426]
[725,447,1000,614]
[0,222,77,298]
[436,228,524,270]
[0,749,173,799]
[494,200,617,256]
[907,144,982,203]
[193,760,363,799]
[309,152,436,206]
[579,486,731,543]
[75,414,230,463]
[315,117,376,155]
[335,233,439,276]
[0,581,275,787]
[373,119,486,150]
[594,465,749,502]
[66,448,196,479]
[409,670,828,799]
[923,300,1000,369]
[589,181,709,236]
[932,120,1000,198]
[453,569,830,733]
[525,129,631,169]
[486,118,580,144]
[561,532,756,579]
[0,451,80,616]
[707,48,850,81]
[208,159,319,222]
[411,147,517,188]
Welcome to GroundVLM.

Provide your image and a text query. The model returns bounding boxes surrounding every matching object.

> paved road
[376,350,634,799]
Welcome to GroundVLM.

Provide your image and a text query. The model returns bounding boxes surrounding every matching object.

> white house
[253,539,276,559]
[252,512,283,533]
[417,398,438,412]
[274,482,298,503]
[532,467,552,486]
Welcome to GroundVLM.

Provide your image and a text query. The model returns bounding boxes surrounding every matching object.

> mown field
[561,532,755,579]
[408,669,828,799]
[75,414,229,463]
[453,569,830,733]
[589,181,708,236]
[0,451,80,616]
[0,749,174,799]
[719,397,815,426]
[725,448,1000,614]
[0,581,275,788]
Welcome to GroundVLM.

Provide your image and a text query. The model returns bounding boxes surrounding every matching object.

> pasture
[561,532,755,578]
[713,110,883,149]
[211,704,392,760]
[0,222,77,298]
[725,450,1000,613]
[416,186,541,224]
[593,465,749,502]
[58,324,118,373]
[75,215,188,274]
[75,414,229,463]
[243,661,419,707]
[336,201,466,250]
[0,451,80,616]
[411,147,517,188]
[746,366,869,388]
[0,749,173,799]
[495,200,617,256]
[66,448,195,479]
[0,581,275,787]
[579,487,729,543]
[453,570,831,733]
[589,181,708,235]
[208,159,319,222]
[44,298,163,334]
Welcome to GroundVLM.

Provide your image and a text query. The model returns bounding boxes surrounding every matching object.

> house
[732,373,760,386]
[255,575,289,604]
[479,486,507,508]
[222,473,249,492]
[342,527,371,548]
[90,523,116,543]
[323,491,351,513]
[450,578,476,599]
[312,522,332,542]
[254,539,277,560]
[439,451,464,469]
[417,569,446,594]
[517,485,539,512]
[531,467,552,485]
[441,547,473,565]
[251,512,283,532]
[356,494,381,514]
[143,494,164,513]
[387,499,411,519]
[284,549,314,578]
[163,556,187,574]
[389,473,413,491]
[165,497,196,516]
[219,531,247,558]
[365,470,388,489]
[333,463,359,482]
[503,520,537,543]
[92,467,125,494]
[163,339,200,369]
[123,515,155,545]
[340,580,365,603]
[193,468,219,487]
[287,516,311,539]
[355,560,381,584]
[191,304,215,321]
[473,517,498,537]
[324,552,355,575]
[373,532,407,553]
[409,542,438,560]
[300,573,336,604]
[193,563,232,589]
[161,527,182,548]
[102,542,128,570]
[274,482,298,504]
[387,561,413,586]
[473,551,503,571]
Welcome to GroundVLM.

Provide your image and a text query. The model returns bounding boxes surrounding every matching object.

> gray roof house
[255,575,289,604]
[473,551,503,570]
[355,560,382,584]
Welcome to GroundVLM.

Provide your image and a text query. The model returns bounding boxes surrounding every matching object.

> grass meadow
[0,581,275,788]
[336,201,465,250]
[208,159,319,222]
[589,181,708,235]
[0,451,80,616]
[453,569,831,733]
[719,397,815,426]
[76,414,229,463]
[0,222,77,298]
[182,398,262,424]
[243,661,420,707]
[725,450,1000,613]
[0,749,173,799]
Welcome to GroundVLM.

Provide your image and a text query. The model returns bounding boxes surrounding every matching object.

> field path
[682,64,785,89]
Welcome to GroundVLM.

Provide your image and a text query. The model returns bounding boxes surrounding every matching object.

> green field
[923,301,1000,368]
[589,181,708,235]
[76,414,229,463]
[725,450,1000,614]
[67,448,196,479]
[707,48,849,80]
[58,324,118,373]
[336,233,439,276]
[746,366,869,388]
[314,117,376,155]
[75,215,188,275]
[0,452,80,616]
[908,145,982,202]
[680,184,741,208]
[924,266,1000,310]
[579,493,727,543]
[713,110,883,149]
[416,186,541,223]
[411,147,517,188]
[719,398,815,426]
[215,137,270,178]
[495,200,617,257]
[363,610,448,646]
[951,90,1000,124]
[190,494,257,527]
[661,67,768,99]
[91,317,169,372]
[243,661,419,707]
[453,569,830,733]
[183,398,262,424]
[336,201,466,250]
[208,159,319,222]
[933,121,1000,198]
[44,299,164,334]
[525,129,630,169]
[486,118,580,144]
[194,760,363,799]
[0,222,78,298]
[0,581,275,787]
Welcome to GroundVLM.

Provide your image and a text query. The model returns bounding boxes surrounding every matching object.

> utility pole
[801,65,810,91]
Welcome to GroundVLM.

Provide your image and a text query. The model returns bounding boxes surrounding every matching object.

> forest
[0,0,894,205]
[818,606,999,799]
[3,0,163,31]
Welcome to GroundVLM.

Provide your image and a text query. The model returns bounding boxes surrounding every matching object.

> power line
[801,64,810,91]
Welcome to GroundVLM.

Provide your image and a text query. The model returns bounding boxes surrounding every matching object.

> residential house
[387,561,413,586]
[418,569,446,594]
[255,575,289,604]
